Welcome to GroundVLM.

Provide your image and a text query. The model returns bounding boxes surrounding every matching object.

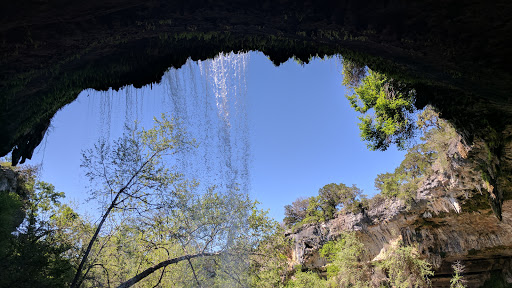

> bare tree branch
[117,252,220,288]
[71,149,165,288]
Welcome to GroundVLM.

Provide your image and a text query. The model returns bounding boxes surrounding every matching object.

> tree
[379,242,434,288]
[303,196,324,224]
[286,268,325,288]
[74,114,278,287]
[292,233,434,288]
[318,183,363,219]
[283,196,324,229]
[71,114,196,288]
[0,175,76,288]
[374,172,403,198]
[0,162,38,250]
[78,188,278,288]
[0,189,23,256]
[283,183,365,229]
[284,198,310,227]
[320,232,371,288]
[373,106,458,202]
[346,70,417,151]
[250,224,292,288]
[110,190,275,288]
[341,58,367,87]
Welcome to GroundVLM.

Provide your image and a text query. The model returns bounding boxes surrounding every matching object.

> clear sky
[25,51,406,221]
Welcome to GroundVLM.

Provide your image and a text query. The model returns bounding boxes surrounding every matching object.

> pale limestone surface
[287,131,512,287]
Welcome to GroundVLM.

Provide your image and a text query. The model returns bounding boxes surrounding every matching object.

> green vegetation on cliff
[283,104,458,232]
[269,232,435,288]
[0,163,76,288]
[320,232,372,288]
[283,183,366,230]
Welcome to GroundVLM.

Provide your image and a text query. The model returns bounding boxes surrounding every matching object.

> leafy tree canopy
[378,241,434,288]
[0,165,76,288]
[71,114,280,288]
[345,68,417,151]
[283,183,365,229]
[320,232,371,288]
[373,106,457,202]
[285,267,325,288]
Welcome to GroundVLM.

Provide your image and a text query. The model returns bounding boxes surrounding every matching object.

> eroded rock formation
[1,0,511,164]
[0,165,28,235]
[287,128,512,287]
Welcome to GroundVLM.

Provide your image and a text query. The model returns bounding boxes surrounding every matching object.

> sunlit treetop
[344,67,417,151]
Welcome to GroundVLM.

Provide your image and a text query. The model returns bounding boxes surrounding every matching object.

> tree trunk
[117,252,219,288]
[70,191,122,288]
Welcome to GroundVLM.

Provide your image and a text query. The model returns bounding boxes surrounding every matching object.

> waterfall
[164,52,250,195]
[163,52,252,285]
[81,52,252,285]
[83,52,250,199]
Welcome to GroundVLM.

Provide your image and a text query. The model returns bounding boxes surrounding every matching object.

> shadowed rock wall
[1,0,511,165]
[287,129,512,287]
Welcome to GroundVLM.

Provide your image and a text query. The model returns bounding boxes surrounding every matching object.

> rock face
[0,165,26,234]
[0,165,17,193]
[287,130,512,287]
[1,0,511,165]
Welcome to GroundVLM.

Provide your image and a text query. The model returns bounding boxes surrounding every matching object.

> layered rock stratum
[287,128,512,287]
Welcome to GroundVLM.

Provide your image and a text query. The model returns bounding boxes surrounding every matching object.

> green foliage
[74,113,198,287]
[450,261,466,288]
[379,243,434,288]
[374,106,457,202]
[346,70,417,151]
[320,232,371,288]
[0,175,76,288]
[79,187,278,288]
[0,163,36,256]
[75,114,280,287]
[28,181,66,218]
[0,191,22,252]
[374,172,402,198]
[341,58,367,87]
[284,183,365,230]
[316,234,434,288]
[250,225,292,288]
[284,197,310,227]
[81,114,196,211]
[303,196,325,224]
[318,183,363,219]
[286,267,326,288]
[286,87,457,229]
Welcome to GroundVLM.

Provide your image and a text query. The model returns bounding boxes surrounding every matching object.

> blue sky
[25,52,406,221]
[247,53,405,219]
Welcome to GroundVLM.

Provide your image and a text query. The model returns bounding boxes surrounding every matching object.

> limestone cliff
[0,165,29,238]
[287,128,512,287]
[0,165,18,193]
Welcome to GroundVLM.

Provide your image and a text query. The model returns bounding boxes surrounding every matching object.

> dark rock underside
[1,0,511,164]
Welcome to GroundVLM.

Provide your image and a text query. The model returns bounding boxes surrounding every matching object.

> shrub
[379,242,434,288]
